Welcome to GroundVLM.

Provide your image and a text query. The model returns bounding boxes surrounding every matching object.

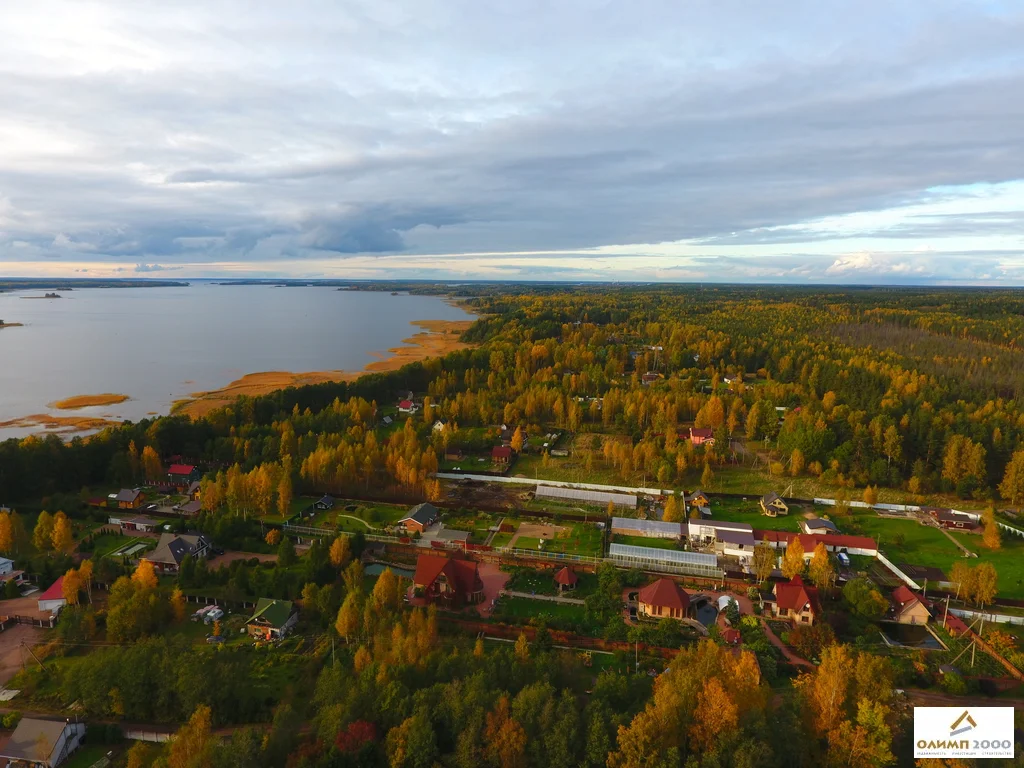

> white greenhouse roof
[611,517,683,536]
[536,485,637,507]
[608,543,718,567]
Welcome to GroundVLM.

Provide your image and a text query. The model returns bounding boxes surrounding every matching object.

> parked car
[192,605,215,622]
[204,608,224,624]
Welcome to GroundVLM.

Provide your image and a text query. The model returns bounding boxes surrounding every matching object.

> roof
[684,489,708,502]
[124,516,158,527]
[316,494,335,504]
[761,491,783,505]
[413,554,481,596]
[539,485,637,507]
[400,502,439,526]
[945,615,970,636]
[179,499,202,515]
[722,628,742,645]
[689,427,714,438]
[492,445,513,459]
[145,533,209,566]
[804,518,838,531]
[438,528,470,543]
[753,530,877,553]
[247,598,294,628]
[38,576,65,602]
[612,517,683,536]
[0,718,72,762]
[112,488,142,502]
[168,463,196,476]
[774,576,819,614]
[399,399,413,408]
[717,530,756,548]
[554,566,578,586]
[187,481,201,495]
[892,585,922,607]
[638,578,690,611]
[609,543,718,568]
[899,564,948,582]
[689,519,753,533]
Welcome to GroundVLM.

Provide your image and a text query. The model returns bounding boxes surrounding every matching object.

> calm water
[0,285,472,439]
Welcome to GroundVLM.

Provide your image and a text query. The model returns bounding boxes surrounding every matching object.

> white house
[37,576,67,614]
[686,519,753,546]
[0,556,26,587]
[801,518,838,535]
[0,718,86,767]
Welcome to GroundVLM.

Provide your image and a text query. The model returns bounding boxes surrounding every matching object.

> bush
[1,712,20,729]
[940,670,967,696]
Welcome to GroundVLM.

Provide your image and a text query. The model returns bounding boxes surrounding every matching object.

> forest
[3,284,1024,767]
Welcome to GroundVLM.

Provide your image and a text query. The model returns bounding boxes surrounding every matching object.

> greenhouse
[610,516,683,539]
[535,484,637,508]
[607,543,723,577]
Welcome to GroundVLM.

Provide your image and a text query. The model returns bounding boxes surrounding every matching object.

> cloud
[134,262,179,273]
[0,1,1022,281]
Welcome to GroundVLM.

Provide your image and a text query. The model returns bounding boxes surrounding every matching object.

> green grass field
[491,531,515,548]
[513,521,604,556]
[612,533,679,550]
[704,497,805,531]
[504,567,598,597]
[494,595,589,623]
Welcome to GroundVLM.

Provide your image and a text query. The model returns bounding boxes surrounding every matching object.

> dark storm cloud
[0,0,1023,280]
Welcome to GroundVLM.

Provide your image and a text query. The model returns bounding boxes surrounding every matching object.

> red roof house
[754,530,877,557]
[167,464,195,476]
[771,575,819,625]
[37,576,67,613]
[722,628,742,645]
[554,567,578,592]
[689,427,715,446]
[491,446,513,465]
[413,554,485,605]
[890,585,931,625]
[638,578,690,620]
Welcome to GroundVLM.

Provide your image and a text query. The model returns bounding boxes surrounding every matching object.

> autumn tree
[265,529,282,546]
[862,485,878,507]
[689,678,737,752]
[141,445,163,483]
[386,709,438,768]
[0,512,11,555]
[336,590,362,643]
[982,507,1001,550]
[167,704,214,768]
[694,396,725,430]
[171,587,187,622]
[782,537,805,579]
[514,633,530,663]
[942,434,986,487]
[277,456,293,518]
[78,558,93,604]
[808,542,835,590]
[132,559,159,591]
[372,567,404,616]
[801,643,852,736]
[826,699,894,768]
[949,561,975,602]
[330,535,352,569]
[662,495,683,523]
[51,511,73,553]
[973,562,998,607]
[1000,450,1024,510]
[700,461,714,489]
[61,567,83,606]
[752,542,776,584]
[32,510,54,552]
[511,427,525,453]
[790,448,805,477]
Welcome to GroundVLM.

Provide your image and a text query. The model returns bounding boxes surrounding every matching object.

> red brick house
[398,503,439,533]
[637,578,690,620]
[413,554,485,606]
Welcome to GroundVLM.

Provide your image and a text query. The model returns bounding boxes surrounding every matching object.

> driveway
[0,624,45,685]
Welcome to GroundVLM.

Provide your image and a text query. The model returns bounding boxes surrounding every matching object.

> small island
[50,393,130,410]
[0,320,23,328]
[21,292,62,299]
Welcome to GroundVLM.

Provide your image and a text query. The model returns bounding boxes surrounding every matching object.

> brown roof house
[889,586,931,625]
[142,532,211,574]
[759,492,789,517]
[767,575,819,625]
[637,578,690,621]
[413,554,485,606]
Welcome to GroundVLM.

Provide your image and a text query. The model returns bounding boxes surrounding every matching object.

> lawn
[511,522,604,557]
[504,567,598,597]
[443,512,496,544]
[491,531,515,548]
[949,530,1024,599]
[291,498,410,531]
[706,497,805,532]
[64,744,121,768]
[83,532,145,558]
[612,533,679,551]
[512,453,625,487]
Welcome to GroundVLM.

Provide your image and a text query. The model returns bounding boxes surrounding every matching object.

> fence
[283,523,396,544]
[998,522,1024,539]
[875,552,922,590]
[0,613,56,630]
[497,547,603,566]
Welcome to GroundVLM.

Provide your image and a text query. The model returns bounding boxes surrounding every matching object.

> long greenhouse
[607,543,723,578]
[535,484,638,508]
[610,516,683,539]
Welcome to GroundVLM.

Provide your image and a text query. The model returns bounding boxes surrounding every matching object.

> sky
[2,1,1024,284]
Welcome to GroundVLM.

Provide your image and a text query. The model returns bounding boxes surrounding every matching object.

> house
[637,577,690,620]
[432,420,446,433]
[801,518,838,535]
[398,502,440,533]
[554,567,578,592]
[186,481,202,502]
[120,516,159,533]
[491,445,513,465]
[890,586,931,625]
[925,508,977,530]
[398,400,420,414]
[767,575,819,625]
[754,530,878,558]
[0,717,86,768]
[176,499,203,516]
[759,492,789,517]
[688,427,715,447]
[641,372,661,385]
[167,463,200,490]
[314,495,335,511]
[684,490,711,509]
[37,576,67,614]
[109,488,144,510]
[142,532,211,574]
[0,557,25,587]
[413,554,485,605]
[722,628,742,645]
[715,529,757,565]
[247,598,298,641]
[687,519,753,546]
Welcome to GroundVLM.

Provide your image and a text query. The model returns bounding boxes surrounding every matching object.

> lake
[0,284,473,440]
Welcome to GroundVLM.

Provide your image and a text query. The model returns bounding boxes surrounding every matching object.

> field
[504,566,598,597]
[704,497,809,532]
[510,521,604,556]
[612,533,679,550]
[289,497,410,531]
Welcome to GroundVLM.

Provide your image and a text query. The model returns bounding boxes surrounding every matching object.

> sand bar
[50,393,130,410]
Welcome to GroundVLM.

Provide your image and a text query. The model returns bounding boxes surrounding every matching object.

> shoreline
[172,318,475,419]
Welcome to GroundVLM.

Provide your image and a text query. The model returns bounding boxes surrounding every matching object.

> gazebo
[553,566,579,593]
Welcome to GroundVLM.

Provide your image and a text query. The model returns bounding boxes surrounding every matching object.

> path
[0,624,44,685]
[334,514,374,529]
[934,523,975,557]
[760,619,815,669]
[502,590,585,605]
